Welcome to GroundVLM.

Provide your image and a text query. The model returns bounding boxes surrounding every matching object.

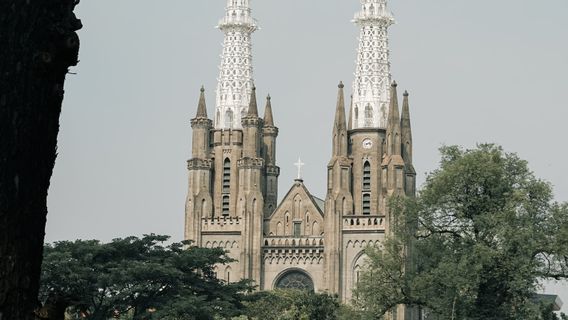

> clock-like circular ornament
[362,138,373,149]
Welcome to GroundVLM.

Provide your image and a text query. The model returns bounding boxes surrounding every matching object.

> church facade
[184,0,416,318]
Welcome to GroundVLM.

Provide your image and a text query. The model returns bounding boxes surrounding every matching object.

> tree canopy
[39,235,252,320]
[355,144,568,320]
[242,289,366,320]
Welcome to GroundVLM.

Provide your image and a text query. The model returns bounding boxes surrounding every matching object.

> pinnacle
[348,94,354,131]
[388,80,400,126]
[264,94,274,126]
[334,82,346,131]
[196,86,208,118]
[247,86,259,117]
[401,90,411,121]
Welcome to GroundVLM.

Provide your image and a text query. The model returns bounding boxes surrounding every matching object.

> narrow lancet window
[223,159,231,193]
[225,109,234,128]
[363,161,371,190]
[362,193,371,215]
[364,104,373,127]
[222,196,230,216]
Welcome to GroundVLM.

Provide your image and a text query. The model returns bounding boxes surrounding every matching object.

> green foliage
[40,235,253,320]
[243,290,343,320]
[355,144,568,320]
[540,302,568,320]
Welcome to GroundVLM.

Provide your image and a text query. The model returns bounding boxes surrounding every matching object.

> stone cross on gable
[294,157,305,180]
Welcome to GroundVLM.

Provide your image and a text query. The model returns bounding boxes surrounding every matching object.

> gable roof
[269,180,325,219]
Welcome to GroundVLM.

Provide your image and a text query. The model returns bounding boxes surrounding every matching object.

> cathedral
[184,0,416,317]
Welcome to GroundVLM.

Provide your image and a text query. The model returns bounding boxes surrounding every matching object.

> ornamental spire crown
[350,0,395,129]
[214,0,258,130]
[354,0,395,23]
[219,0,257,31]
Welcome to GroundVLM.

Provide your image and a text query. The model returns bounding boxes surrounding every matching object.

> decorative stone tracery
[275,270,314,291]
[215,0,257,129]
[351,0,395,129]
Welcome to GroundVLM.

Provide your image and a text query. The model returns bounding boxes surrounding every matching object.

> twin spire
[198,0,401,133]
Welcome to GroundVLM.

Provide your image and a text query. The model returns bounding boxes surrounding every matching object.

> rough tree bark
[0,1,81,319]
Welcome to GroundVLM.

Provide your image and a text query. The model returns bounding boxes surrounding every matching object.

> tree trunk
[0,1,81,319]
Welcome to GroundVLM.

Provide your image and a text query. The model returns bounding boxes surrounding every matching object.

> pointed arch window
[363,161,371,190]
[362,193,371,215]
[225,109,234,128]
[222,196,230,216]
[222,158,231,216]
[223,159,231,193]
[364,104,373,127]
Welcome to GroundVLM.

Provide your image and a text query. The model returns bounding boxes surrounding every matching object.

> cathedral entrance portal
[274,269,314,291]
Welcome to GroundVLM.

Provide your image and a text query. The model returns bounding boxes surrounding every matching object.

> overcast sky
[46,0,568,310]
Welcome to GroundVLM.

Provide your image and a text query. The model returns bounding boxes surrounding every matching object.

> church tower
[185,0,416,311]
[185,0,279,287]
[323,0,417,315]
[324,82,354,294]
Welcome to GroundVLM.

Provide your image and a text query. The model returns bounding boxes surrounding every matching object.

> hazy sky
[47,0,568,310]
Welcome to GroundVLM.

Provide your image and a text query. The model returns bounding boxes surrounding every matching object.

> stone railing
[343,215,385,231]
[263,236,324,248]
[263,236,325,265]
[201,216,241,233]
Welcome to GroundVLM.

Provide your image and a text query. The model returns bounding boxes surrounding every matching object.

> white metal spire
[351,0,395,129]
[215,0,258,130]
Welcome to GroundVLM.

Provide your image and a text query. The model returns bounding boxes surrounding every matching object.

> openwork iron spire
[351,0,395,129]
[215,0,258,129]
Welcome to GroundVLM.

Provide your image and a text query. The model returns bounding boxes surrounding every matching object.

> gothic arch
[312,221,320,236]
[273,268,315,291]
[225,266,232,283]
[293,195,302,219]
[351,251,370,295]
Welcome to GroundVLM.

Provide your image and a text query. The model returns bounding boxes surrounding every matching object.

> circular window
[275,270,314,291]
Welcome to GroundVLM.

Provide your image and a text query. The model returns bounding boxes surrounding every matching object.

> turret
[191,86,212,160]
[386,81,402,157]
[324,81,354,295]
[400,90,412,165]
[242,87,262,158]
[238,86,265,284]
[263,95,279,216]
[400,91,416,197]
[185,87,214,245]
[332,82,348,157]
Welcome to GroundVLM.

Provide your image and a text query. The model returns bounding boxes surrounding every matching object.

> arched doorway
[274,269,314,291]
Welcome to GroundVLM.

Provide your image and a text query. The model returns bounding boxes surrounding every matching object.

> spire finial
[196,86,208,118]
[334,81,346,130]
[247,86,258,117]
[264,94,274,126]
